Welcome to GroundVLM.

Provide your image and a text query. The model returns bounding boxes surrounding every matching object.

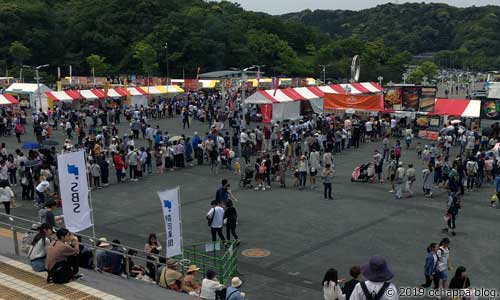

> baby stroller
[239,166,254,188]
[351,163,370,182]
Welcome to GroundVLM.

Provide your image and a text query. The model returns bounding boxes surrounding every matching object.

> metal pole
[92,67,96,87]
[323,66,326,84]
[165,42,169,85]
[36,68,41,111]
[177,186,183,260]
[85,152,98,269]
[241,71,247,129]
[10,218,19,256]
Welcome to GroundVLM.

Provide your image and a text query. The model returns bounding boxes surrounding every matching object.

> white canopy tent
[5,83,52,110]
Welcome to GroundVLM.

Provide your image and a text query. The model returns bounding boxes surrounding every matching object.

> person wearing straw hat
[226,277,245,300]
[350,256,397,300]
[182,264,201,295]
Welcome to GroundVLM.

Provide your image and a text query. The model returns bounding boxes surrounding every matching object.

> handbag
[206,208,215,227]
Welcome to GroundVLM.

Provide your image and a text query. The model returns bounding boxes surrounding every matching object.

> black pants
[466,176,475,189]
[93,176,100,187]
[226,223,238,240]
[211,227,225,242]
[422,274,440,288]
[36,191,45,205]
[3,202,10,215]
[116,170,122,183]
[323,183,332,199]
[67,255,80,276]
[447,213,456,230]
[129,165,137,179]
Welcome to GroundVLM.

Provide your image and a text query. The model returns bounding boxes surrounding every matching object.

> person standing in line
[422,163,433,197]
[223,200,239,245]
[207,201,225,242]
[297,155,308,190]
[436,238,451,289]
[405,163,416,197]
[126,146,138,181]
[373,150,383,183]
[394,162,405,200]
[322,268,345,300]
[322,164,335,200]
[421,243,439,289]
[0,182,14,215]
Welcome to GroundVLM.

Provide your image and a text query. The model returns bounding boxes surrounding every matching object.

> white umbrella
[450,119,462,125]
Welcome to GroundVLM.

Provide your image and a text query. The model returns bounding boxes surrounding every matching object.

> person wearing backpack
[46,228,82,283]
[465,157,478,191]
[350,256,397,300]
[28,223,52,272]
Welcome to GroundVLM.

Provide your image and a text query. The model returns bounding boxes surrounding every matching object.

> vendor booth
[244,82,383,122]
[0,94,19,106]
[5,83,52,109]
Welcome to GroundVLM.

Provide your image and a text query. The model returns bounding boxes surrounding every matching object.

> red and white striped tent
[80,89,106,100]
[432,98,481,118]
[245,82,383,104]
[45,90,81,102]
[0,94,19,105]
[106,87,128,98]
[244,82,383,121]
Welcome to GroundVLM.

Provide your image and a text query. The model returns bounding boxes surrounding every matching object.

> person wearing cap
[182,264,201,294]
[226,277,245,300]
[95,237,112,272]
[159,258,183,291]
[350,256,398,300]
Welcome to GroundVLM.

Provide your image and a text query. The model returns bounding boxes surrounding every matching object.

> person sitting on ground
[182,264,202,295]
[95,237,112,272]
[46,228,82,283]
[108,239,124,275]
[200,269,225,300]
[38,200,63,228]
[28,223,52,272]
[159,258,183,292]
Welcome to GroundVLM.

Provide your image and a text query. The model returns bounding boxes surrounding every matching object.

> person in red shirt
[112,151,125,183]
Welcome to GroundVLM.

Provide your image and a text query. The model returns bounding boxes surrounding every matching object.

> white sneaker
[254,186,260,190]
[388,190,394,193]
[262,187,266,191]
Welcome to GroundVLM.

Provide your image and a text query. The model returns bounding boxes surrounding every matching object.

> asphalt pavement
[2,113,499,300]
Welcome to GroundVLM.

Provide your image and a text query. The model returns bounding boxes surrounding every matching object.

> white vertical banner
[57,150,92,232]
[158,188,182,258]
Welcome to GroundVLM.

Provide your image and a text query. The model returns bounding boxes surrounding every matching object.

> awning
[80,89,106,100]
[433,98,481,118]
[324,93,384,111]
[127,87,148,96]
[150,85,184,94]
[106,87,128,98]
[46,90,81,102]
[0,94,19,105]
[245,82,383,104]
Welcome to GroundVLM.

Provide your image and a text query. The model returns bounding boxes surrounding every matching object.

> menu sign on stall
[419,87,437,112]
[402,86,420,111]
[384,87,402,110]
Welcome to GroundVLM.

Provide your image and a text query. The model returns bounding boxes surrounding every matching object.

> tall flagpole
[177,186,183,258]
[84,151,98,268]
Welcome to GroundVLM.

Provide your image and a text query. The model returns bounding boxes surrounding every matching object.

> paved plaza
[2,114,499,300]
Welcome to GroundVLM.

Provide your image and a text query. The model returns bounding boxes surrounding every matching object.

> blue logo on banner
[68,165,79,176]
[163,200,172,212]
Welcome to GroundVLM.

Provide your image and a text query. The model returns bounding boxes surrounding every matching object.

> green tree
[86,54,110,76]
[408,68,425,83]
[132,41,158,75]
[419,61,438,80]
[9,41,31,65]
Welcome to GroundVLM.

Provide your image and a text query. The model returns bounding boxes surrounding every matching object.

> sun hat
[97,237,111,247]
[167,258,177,266]
[186,265,200,273]
[231,277,243,288]
[361,255,394,282]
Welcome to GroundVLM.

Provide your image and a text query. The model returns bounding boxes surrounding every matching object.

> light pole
[319,65,326,84]
[164,42,169,85]
[402,73,408,85]
[251,64,265,90]
[24,64,49,111]
[377,76,383,87]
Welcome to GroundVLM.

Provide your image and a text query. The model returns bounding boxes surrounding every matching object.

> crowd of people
[1,89,499,300]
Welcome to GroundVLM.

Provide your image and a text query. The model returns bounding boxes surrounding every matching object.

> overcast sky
[230,0,499,15]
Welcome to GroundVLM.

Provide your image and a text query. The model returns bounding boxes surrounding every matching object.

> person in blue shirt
[421,243,439,288]
[494,173,500,207]
[226,277,245,300]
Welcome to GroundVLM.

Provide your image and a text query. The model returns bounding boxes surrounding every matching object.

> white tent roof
[6,83,51,94]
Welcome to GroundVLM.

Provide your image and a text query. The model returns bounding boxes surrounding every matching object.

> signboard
[56,151,92,233]
[384,87,402,110]
[402,86,419,111]
[481,99,500,120]
[419,87,437,112]
[184,79,200,91]
[158,188,182,258]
